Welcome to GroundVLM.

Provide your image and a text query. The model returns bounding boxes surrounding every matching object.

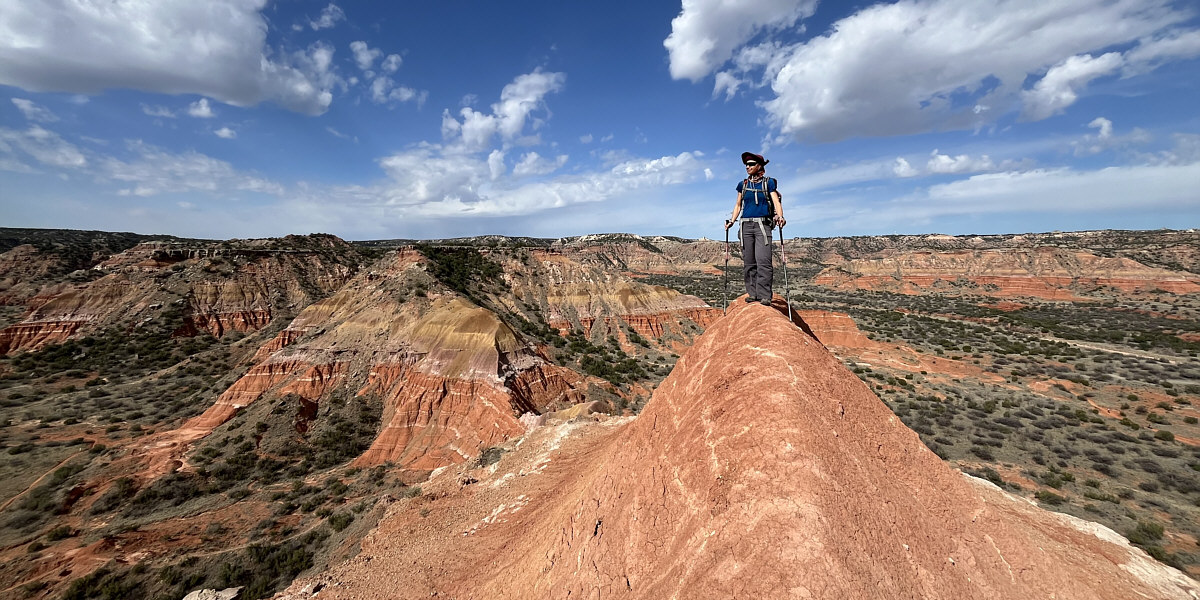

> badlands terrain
[0,227,1196,599]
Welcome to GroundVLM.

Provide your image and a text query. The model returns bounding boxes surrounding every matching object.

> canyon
[0,228,1196,599]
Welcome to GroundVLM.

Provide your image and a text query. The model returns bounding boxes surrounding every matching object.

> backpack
[739,177,781,221]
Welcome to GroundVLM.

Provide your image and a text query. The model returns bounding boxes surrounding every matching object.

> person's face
[744,161,761,175]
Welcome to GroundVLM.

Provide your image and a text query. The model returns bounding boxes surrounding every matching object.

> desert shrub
[217,528,330,599]
[1153,430,1175,442]
[328,512,354,532]
[90,477,137,514]
[126,473,209,516]
[1082,489,1119,503]
[6,510,41,529]
[1130,458,1163,474]
[1035,490,1066,505]
[1127,520,1164,545]
[62,567,143,600]
[45,525,74,541]
[479,446,506,467]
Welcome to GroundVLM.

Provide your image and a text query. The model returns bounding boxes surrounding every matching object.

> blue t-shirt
[736,178,776,219]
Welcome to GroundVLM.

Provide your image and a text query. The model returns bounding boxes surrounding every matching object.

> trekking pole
[723,221,731,315]
[779,223,792,322]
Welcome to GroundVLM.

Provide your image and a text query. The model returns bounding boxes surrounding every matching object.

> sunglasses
[744,162,758,167]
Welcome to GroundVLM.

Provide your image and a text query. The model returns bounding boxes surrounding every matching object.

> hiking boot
[745,296,756,303]
[760,298,771,306]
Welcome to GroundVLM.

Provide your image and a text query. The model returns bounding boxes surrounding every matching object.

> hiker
[725,151,785,305]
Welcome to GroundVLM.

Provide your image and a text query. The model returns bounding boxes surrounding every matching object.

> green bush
[1035,490,1066,505]
[1127,520,1164,545]
[45,525,74,541]
[328,512,354,532]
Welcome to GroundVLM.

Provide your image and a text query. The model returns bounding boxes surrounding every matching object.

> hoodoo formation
[283,298,1198,600]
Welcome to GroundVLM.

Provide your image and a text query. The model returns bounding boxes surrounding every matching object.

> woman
[725,151,785,305]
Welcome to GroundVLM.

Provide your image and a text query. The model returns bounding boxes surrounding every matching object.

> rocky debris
[182,587,242,600]
[280,297,1199,600]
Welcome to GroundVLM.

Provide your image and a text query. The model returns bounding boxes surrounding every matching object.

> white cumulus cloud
[1072,117,1152,157]
[381,54,403,73]
[676,0,1198,141]
[188,98,216,118]
[369,77,426,106]
[926,150,995,174]
[488,149,506,180]
[0,0,338,115]
[1089,117,1113,140]
[442,70,566,151]
[103,141,283,197]
[1020,52,1123,121]
[309,3,345,30]
[664,0,816,82]
[350,41,382,71]
[0,125,87,169]
[893,158,918,178]
[11,98,58,122]
[215,127,237,139]
[512,152,569,177]
[141,104,176,118]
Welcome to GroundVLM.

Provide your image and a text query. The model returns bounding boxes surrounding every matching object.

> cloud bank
[667,0,1200,141]
[0,0,336,115]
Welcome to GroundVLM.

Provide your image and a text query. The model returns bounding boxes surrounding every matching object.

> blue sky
[1,0,1198,241]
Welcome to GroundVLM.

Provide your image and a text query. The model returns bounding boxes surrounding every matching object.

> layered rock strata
[522,250,719,340]
[815,247,1200,299]
[0,240,357,353]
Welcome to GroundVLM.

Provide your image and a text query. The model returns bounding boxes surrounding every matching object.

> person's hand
[724,219,733,230]
[774,215,786,227]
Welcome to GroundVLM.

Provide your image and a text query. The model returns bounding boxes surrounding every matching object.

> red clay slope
[282,297,1198,599]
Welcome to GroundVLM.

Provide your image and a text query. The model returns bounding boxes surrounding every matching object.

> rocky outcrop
[0,273,146,353]
[283,298,1199,600]
[176,281,274,337]
[0,244,63,306]
[0,320,85,354]
[814,248,1200,299]
[189,246,594,475]
[186,358,315,429]
[349,299,598,471]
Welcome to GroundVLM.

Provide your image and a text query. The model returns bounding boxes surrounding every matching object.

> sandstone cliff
[281,298,1198,600]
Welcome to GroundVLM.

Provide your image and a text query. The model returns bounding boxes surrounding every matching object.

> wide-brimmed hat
[741,151,768,166]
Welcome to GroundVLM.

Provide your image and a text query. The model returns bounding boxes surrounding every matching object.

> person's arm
[771,190,785,227]
[726,194,743,229]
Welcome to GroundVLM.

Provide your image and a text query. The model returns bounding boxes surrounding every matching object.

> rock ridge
[282,297,1200,599]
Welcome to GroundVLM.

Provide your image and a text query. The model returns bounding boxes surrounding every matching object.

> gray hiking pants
[739,218,773,300]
